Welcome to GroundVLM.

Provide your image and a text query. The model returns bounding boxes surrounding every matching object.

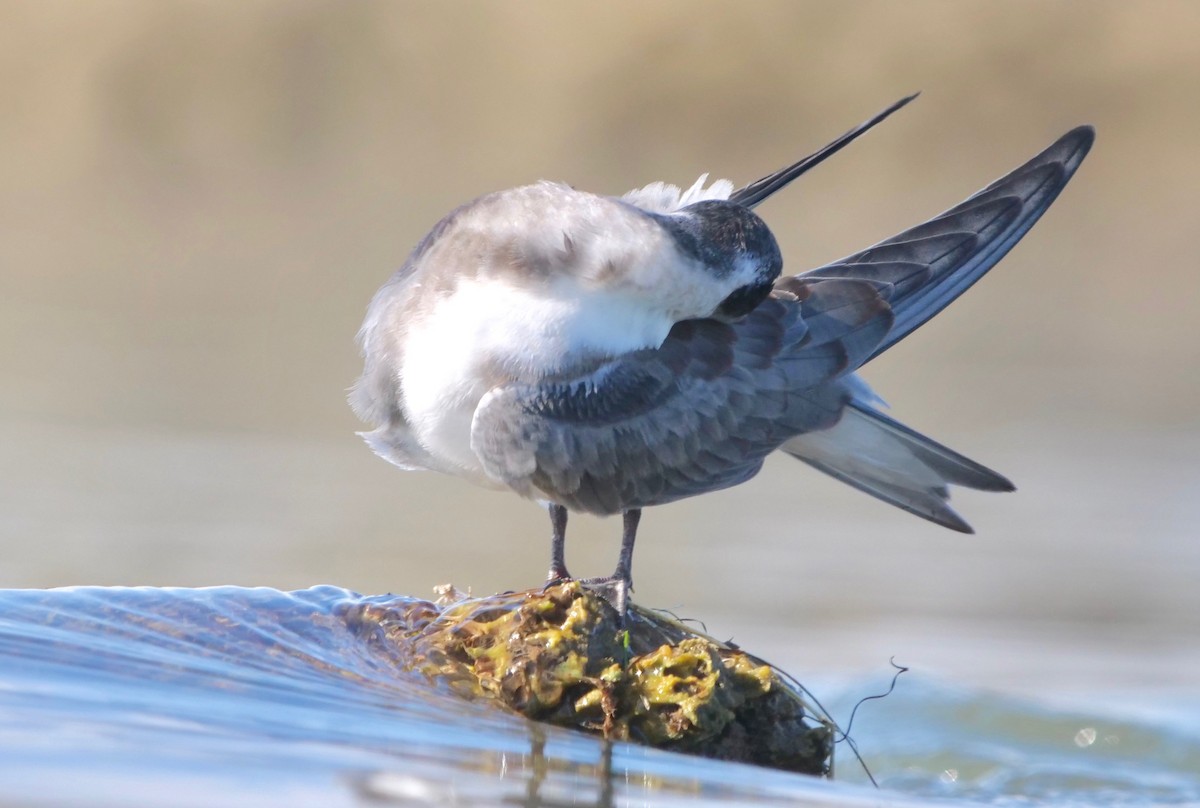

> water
[0,586,1195,807]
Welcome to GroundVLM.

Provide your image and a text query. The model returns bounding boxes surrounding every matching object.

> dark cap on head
[655,200,782,282]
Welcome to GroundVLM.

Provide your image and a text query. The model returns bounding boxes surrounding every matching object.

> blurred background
[2,1,1197,688]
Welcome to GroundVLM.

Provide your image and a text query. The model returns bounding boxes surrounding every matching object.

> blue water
[0,586,1195,807]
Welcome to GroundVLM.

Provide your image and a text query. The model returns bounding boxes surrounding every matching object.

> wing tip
[1050,125,1096,169]
[991,475,1018,494]
[1065,124,1096,145]
[944,516,976,534]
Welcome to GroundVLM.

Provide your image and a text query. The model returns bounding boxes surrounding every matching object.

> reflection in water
[0,585,1195,807]
[355,727,621,808]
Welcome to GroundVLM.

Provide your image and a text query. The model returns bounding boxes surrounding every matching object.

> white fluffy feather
[621,173,735,214]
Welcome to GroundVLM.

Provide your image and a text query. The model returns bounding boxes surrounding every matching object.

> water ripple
[0,586,1194,807]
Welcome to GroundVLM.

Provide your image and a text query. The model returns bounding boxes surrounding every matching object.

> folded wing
[472,285,891,514]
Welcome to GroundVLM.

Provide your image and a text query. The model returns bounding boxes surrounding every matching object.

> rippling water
[0,586,1195,807]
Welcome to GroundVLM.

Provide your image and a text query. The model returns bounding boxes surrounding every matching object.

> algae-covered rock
[347,582,831,775]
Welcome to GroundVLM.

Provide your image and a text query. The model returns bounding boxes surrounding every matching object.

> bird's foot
[577,574,633,623]
[543,564,573,591]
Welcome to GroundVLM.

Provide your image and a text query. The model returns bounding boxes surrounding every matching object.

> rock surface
[347,582,831,775]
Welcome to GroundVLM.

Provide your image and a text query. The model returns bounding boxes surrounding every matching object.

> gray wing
[796,125,1094,361]
[471,283,893,515]
[771,127,1092,528]
[472,126,1092,523]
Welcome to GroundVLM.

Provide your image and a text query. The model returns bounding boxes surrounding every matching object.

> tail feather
[782,400,1013,532]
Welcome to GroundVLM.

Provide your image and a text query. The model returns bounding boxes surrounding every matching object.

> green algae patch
[346,582,831,775]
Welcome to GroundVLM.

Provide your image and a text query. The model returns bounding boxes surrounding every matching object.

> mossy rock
[347,582,831,775]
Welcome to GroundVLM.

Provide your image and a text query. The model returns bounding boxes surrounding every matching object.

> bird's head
[656,200,782,322]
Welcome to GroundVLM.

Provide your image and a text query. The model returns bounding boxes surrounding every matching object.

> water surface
[1,585,1195,807]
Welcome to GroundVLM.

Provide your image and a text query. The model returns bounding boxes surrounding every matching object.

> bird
[350,95,1094,615]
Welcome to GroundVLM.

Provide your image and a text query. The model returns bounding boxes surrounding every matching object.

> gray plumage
[350,98,1093,603]
[471,125,1093,530]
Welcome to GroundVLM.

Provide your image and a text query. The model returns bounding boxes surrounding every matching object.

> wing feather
[472,292,887,514]
[798,126,1094,360]
[470,126,1093,526]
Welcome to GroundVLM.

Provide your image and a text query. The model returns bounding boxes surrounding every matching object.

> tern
[351,95,1093,613]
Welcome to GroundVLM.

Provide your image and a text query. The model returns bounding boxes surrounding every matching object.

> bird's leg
[612,508,641,601]
[607,508,641,617]
[545,503,571,583]
[580,508,641,619]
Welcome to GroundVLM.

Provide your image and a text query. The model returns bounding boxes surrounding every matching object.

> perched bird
[351,95,1093,613]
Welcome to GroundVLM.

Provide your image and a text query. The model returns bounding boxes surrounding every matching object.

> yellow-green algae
[347,582,831,775]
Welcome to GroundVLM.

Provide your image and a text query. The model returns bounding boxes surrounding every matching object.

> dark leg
[546,503,571,583]
[612,509,641,593]
[580,508,641,617]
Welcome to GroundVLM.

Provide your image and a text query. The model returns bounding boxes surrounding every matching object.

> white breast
[401,276,673,482]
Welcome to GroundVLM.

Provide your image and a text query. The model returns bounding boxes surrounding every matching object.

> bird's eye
[715,281,773,320]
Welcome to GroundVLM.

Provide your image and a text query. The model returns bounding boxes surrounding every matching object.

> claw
[577,574,633,624]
